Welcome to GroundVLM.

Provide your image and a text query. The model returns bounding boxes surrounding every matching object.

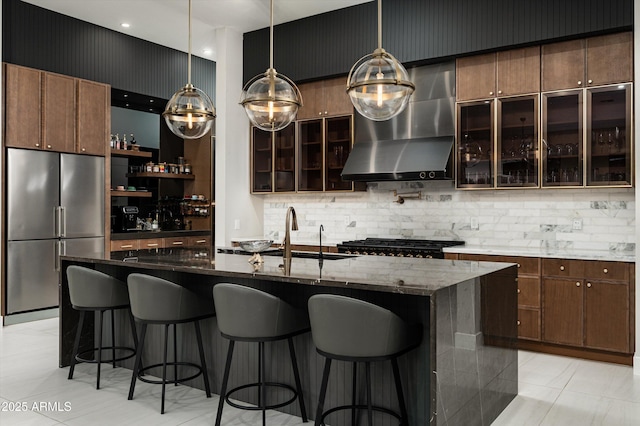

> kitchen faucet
[319,224,324,259]
[283,206,298,263]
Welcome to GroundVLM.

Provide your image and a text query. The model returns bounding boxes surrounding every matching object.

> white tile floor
[0,318,639,425]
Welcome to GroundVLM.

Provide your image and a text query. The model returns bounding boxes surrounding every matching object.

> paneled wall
[2,0,215,101]
[262,183,635,254]
[244,0,633,83]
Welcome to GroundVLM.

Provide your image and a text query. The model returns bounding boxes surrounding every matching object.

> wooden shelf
[111,190,153,198]
[110,149,152,158]
[126,172,195,180]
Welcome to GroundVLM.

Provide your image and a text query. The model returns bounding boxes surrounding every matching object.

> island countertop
[62,247,515,296]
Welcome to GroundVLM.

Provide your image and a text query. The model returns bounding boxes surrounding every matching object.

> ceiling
[22,0,372,62]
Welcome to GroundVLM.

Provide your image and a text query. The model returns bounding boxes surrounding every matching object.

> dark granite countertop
[62,247,514,296]
[110,230,211,240]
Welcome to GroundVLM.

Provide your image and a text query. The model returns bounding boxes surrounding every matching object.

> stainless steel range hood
[342,61,456,182]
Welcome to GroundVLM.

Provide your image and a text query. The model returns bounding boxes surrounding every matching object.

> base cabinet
[542,278,584,346]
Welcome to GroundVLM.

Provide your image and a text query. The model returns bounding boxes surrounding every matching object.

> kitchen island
[59,248,518,426]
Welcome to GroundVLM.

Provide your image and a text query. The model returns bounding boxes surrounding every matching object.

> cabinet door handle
[560,265,565,271]
[47,144,52,149]
[588,79,593,84]
[35,143,40,147]
[489,91,494,96]
[121,244,133,249]
[517,320,521,326]
[517,263,521,268]
[577,80,582,86]
[147,243,159,247]
[517,288,521,294]
[81,147,86,152]
[587,282,592,288]
[172,241,183,245]
[195,240,206,244]
[498,90,502,95]
[576,282,581,287]
[603,268,608,274]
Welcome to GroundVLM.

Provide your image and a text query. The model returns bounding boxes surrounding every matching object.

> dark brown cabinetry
[542,32,633,92]
[456,47,540,102]
[3,63,109,156]
[542,258,631,354]
[251,124,296,193]
[456,101,494,188]
[297,77,353,120]
[110,235,211,252]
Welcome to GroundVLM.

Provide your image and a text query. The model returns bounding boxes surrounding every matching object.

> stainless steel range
[336,238,464,259]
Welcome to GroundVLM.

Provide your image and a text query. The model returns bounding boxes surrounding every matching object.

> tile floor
[0,318,639,425]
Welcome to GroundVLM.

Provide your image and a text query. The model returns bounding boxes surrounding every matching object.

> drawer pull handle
[196,240,206,243]
[147,243,159,247]
[603,268,608,274]
[172,241,184,245]
[35,143,40,147]
[560,265,565,271]
[121,244,133,248]
[576,282,581,287]
[517,263,521,268]
[517,289,521,294]
[517,320,521,326]
[587,282,592,288]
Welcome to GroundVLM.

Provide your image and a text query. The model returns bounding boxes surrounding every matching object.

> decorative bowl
[237,239,274,264]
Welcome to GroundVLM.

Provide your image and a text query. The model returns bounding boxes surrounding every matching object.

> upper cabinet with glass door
[456,101,494,188]
[586,84,632,187]
[250,124,296,193]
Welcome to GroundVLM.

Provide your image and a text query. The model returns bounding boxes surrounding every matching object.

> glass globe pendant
[240,0,301,132]
[347,0,414,121]
[163,0,215,139]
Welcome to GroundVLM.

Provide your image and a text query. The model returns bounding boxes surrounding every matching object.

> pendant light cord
[377,0,382,50]
[188,0,192,85]
[269,0,274,70]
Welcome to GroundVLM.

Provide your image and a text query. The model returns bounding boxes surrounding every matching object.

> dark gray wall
[2,0,216,101]
[243,0,633,83]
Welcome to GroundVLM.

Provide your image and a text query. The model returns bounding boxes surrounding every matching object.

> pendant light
[240,0,302,132]
[163,0,216,139]
[346,0,414,121]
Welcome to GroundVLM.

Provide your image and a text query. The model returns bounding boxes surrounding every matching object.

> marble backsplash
[262,181,635,255]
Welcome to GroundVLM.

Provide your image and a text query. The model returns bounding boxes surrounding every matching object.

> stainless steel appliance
[336,238,464,259]
[114,206,139,232]
[6,149,105,314]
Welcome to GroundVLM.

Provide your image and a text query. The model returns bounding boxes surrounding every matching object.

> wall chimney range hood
[342,61,456,182]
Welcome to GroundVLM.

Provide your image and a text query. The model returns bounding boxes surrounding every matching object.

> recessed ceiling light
[202,48,212,56]
[121,23,131,28]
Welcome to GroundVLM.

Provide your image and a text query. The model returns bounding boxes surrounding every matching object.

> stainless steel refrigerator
[6,149,105,314]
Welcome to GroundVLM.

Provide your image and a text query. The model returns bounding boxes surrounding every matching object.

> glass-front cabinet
[456,101,494,188]
[586,84,632,186]
[298,119,323,191]
[542,90,583,187]
[325,116,353,191]
[497,96,539,187]
[250,124,296,193]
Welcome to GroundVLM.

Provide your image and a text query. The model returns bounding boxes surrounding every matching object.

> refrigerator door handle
[60,206,66,237]
[55,206,63,237]
[55,240,65,272]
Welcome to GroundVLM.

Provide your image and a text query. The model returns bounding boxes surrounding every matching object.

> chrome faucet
[319,224,324,259]
[283,206,298,262]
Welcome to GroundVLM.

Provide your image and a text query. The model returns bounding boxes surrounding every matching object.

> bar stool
[127,273,214,414]
[308,294,422,426]
[67,265,138,390]
[213,283,309,426]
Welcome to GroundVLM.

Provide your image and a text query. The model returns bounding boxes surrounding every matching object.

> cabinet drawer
[110,239,139,251]
[187,236,211,247]
[542,258,585,278]
[140,238,164,249]
[460,254,539,275]
[164,237,187,248]
[584,261,629,282]
[518,308,540,340]
[518,276,540,308]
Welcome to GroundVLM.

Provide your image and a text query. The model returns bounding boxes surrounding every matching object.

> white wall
[214,27,263,246]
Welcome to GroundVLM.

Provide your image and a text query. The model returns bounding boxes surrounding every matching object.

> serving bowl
[237,239,273,264]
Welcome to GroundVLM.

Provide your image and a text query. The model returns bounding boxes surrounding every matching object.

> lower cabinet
[451,252,634,360]
[110,235,211,252]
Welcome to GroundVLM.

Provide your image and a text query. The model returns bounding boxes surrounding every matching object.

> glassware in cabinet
[497,95,539,188]
[298,119,323,191]
[586,84,632,186]
[325,116,353,191]
[542,90,583,187]
[456,101,494,188]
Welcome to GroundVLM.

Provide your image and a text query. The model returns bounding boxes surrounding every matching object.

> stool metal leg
[111,309,116,369]
[392,358,409,425]
[365,362,373,426]
[287,338,308,422]
[96,310,104,390]
[68,310,85,380]
[259,341,266,426]
[128,322,147,400]
[173,323,178,387]
[215,340,235,426]
[315,358,332,426]
[194,320,211,397]
[352,362,357,426]
[161,324,170,414]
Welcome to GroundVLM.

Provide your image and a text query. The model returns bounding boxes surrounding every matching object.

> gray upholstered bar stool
[67,265,138,390]
[213,283,309,426]
[127,273,214,414]
[308,294,423,426]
